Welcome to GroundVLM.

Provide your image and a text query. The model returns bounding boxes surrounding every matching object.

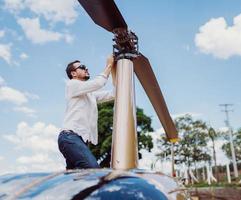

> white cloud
[0,86,28,105]
[0,79,39,116]
[18,18,61,44]
[2,121,65,173]
[171,112,202,119]
[0,43,12,64]
[26,0,78,24]
[4,121,60,153]
[15,157,64,172]
[24,91,39,100]
[1,153,63,174]
[20,52,28,60]
[195,13,241,59]
[4,0,78,24]
[4,0,25,13]
[0,156,4,161]
[0,30,5,38]
[13,106,36,117]
[17,153,51,164]
[18,17,74,44]
[64,34,74,44]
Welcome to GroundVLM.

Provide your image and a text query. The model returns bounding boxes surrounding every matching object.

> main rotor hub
[113,28,139,60]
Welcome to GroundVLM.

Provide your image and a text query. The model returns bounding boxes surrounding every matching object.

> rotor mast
[111,29,139,170]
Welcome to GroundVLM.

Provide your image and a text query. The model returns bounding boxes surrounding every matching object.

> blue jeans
[58,130,99,169]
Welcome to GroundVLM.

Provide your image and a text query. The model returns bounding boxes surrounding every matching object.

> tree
[156,114,211,176]
[222,128,241,162]
[208,127,220,180]
[89,101,154,167]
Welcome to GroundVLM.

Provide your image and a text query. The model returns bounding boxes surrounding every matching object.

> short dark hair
[66,60,80,79]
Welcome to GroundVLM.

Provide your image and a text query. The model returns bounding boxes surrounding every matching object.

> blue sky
[0,0,241,174]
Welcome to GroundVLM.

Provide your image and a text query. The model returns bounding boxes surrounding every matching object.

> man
[58,55,115,169]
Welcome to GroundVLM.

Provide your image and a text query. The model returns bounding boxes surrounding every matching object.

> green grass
[186,181,241,188]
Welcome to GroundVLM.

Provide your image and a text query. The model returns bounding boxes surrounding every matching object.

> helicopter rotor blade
[77,0,127,32]
[133,54,178,142]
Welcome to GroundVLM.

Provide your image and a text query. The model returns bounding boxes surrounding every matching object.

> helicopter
[0,0,191,199]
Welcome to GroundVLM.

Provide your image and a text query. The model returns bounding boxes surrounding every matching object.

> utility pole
[219,104,238,178]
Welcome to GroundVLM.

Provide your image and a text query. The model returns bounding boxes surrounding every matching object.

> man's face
[71,62,90,81]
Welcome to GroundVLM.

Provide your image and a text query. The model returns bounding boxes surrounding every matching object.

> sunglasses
[74,64,88,71]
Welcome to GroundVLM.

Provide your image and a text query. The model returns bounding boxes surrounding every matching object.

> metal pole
[171,143,175,177]
[219,104,238,178]
[111,58,138,170]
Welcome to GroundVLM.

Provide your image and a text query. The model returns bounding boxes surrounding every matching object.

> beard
[84,74,90,80]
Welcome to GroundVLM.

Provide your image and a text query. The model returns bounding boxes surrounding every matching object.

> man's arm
[93,89,115,103]
[111,63,117,87]
[93,57,116,103]
[67,75,108,98]
[67,55,114,98]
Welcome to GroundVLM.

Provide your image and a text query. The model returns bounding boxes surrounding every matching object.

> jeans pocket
[59,132,76,143]
[58,133,72,153]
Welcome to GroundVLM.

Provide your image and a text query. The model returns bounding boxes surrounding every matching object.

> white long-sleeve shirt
[62,74,115,145]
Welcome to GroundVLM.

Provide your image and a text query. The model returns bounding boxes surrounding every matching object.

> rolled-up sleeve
[67,74,108,98]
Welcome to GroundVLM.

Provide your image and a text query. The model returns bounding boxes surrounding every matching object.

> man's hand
[103,55,115,78]
[107,54,114,67]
